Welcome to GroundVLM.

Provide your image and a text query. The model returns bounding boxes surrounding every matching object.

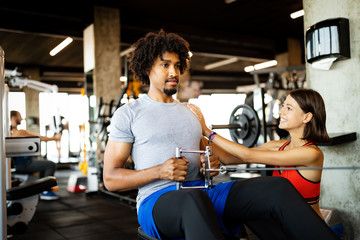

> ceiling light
[290,9,304,19]
[204,57,238,70]
[50,37,73,56]
[244,60,277,72]
[254,60,277,70]
[244,66,255,72]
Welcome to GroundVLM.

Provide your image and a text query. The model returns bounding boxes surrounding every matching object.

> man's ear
[303,112,313,123]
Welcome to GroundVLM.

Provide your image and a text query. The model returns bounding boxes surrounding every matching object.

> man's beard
[164,87,177,96]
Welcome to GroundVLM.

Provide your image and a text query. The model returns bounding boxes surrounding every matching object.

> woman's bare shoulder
[253,139,288,151]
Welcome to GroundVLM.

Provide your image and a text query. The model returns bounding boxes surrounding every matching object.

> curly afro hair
[129,29,191,85]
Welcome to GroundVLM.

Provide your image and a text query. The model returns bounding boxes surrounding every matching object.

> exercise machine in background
[1,46,58,238]
[6,137,57,237]
[5,68,58,93]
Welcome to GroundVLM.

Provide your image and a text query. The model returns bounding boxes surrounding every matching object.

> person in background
[10,110,61,200]
[188,88,330,219]
[103,29,337,239]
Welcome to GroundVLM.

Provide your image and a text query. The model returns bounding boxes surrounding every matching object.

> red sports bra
[272,141,320,205]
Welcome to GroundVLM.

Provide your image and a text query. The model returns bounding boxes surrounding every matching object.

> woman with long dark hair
[188,88,330,218]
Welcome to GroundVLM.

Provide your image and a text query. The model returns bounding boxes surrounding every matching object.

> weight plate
[229,104,261,147]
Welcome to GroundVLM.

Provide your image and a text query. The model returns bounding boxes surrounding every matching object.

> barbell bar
[207,165,360,175]
[175,146,360,190]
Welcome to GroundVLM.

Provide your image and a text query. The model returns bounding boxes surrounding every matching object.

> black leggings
[153,177,337,240]
[14,158,56,178]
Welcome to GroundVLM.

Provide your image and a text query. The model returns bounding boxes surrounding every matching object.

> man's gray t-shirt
[108,95,202,210]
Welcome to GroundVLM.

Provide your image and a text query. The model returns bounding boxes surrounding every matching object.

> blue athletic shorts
[138,180,237,239]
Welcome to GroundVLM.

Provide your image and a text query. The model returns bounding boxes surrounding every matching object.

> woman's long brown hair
[289,89,331,143]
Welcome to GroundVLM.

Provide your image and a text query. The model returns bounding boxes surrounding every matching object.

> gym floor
[10,166,140,240]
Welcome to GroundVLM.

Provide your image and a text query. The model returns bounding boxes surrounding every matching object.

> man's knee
[181,189,208,203]
[177,189,214,211]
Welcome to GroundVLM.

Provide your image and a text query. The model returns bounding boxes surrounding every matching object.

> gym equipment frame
[175,146,213,189]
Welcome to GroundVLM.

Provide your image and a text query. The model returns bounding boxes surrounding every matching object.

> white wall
[303,0,360,239]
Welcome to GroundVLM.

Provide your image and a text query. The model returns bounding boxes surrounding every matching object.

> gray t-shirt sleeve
[108,106,134,143]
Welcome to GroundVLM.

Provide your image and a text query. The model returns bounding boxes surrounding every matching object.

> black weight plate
[229,104,261,147]
[233,114,249,139]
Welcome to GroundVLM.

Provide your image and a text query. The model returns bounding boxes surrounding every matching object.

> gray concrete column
[303,0,360,238]
[93,6,122,104]
[85,6,122,162]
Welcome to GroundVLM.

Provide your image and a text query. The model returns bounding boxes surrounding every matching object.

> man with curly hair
[103,29,337,239]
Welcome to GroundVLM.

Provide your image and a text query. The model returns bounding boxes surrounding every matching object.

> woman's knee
[230,177,291,195]
[270,177,296,193]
